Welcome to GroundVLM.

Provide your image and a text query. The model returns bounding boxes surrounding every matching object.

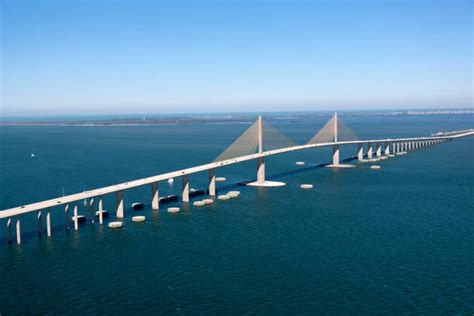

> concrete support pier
[74,203,79,231]
[116,190,124,219]
[7,218,12,244]
[208,169,216,196]
[367,144,373,159]
[89,199,95,224]
[37,210,42,237]
[357,144,364,161]
[182,175,189,203]
[65,204,70,230]
[332,144,340,166]
[46,208,51,238]
[98,197,104,224]
[16,216,21,244]
[384,143,390,155]
[376,144,382,157]
[151,183,159,210]
[257,158,265,183]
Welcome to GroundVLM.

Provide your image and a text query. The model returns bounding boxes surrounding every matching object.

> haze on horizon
[1,0,472,116]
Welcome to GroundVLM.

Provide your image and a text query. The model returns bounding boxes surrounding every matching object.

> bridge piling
[384,143,390,155]
[151,183,159,210]
[16,216,21,244]
[116,190,124,218]
[332,145,340,166]
[46,208,51,238]
[208,170,216,196]
[257,158,265,183]
[89,199,95,224]
[73,203,78,231]
[7,218,12,243]
[98,197,103,224]
[65,204,70,230]
[182,175,189,203]
[367,144,373,159]
[357,144,364,161]
[37,210,42,237]
[376,144,382,157]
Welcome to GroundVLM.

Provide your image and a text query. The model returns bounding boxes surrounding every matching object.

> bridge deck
[0,130,472,219]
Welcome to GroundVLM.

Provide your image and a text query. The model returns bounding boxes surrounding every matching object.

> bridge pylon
[214,115,293,187]
[307,112,359,168]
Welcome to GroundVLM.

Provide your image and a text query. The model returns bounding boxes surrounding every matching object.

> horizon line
[1,106,473,118]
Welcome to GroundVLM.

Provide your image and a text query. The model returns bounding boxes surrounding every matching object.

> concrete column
[257,158,265,183]
[182,175,189,203]
[116,190,124,219]
[152,183,159,210]
[392,143,396,153]
[46,208,51,238]
[37,210,42,237]
[384,143,390,155]
[257,115,265,184]
[65,204,70,230]
[357,144,364,161]
[74,203,79,231]
[16,216,21,245]
[98,197,103,225]
[367,144,373,159]
[89,199,95,224]
[7,217,12,244]
[376,144,382,157]
[332,144,340,165]
[208,170,216,196]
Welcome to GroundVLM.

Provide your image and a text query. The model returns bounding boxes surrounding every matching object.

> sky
[1,0,472,116]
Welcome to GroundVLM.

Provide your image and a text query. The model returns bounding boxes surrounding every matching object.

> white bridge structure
[1,113,473,244]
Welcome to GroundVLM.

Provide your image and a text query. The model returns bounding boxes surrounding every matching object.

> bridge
[1,113,473,244]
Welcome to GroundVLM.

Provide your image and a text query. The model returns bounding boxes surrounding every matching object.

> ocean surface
[0,112,473,314]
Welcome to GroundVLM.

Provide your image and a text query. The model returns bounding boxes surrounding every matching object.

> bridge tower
[332,112,340,166]
[307,112,359,168]
[256,115,265,184]
[214,114,292,187]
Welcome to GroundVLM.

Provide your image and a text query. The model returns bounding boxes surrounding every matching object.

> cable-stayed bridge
[1,114,473,244]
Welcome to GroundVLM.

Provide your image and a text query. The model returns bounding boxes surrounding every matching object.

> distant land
[0,109,472,126]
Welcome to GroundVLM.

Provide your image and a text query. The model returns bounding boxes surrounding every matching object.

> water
[0,112,473,314]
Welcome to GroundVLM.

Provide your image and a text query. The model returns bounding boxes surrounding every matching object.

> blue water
[0,112,473,314]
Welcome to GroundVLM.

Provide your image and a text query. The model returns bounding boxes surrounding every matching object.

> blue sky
[1,0,472,115]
